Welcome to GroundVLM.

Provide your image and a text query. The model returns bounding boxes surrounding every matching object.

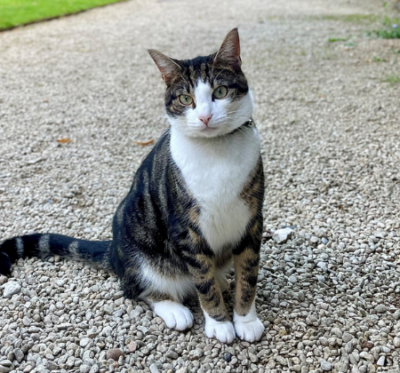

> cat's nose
[198,114,213,126]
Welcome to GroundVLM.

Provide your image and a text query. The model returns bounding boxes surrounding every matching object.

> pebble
[149,364,160,373]
[273,228,294,244]
[394,337,400,348]
[80,365,91,373]
[165,350,178,359]
[342,332,352,343]
[288,275,297,283]
[127,342,137,352]
[360,352,374,362]
[89,365,99,373]
[1,281,21,298]
[105,349,123,361]
[0,276,7,285]
[0,360,13,373]
[80,338,91,348]
[320,359,332,371]
[377,356,385,366]
[224,352,232,362]
[375,304,386,313]
[175,368,187,373]
[14,349,24,362]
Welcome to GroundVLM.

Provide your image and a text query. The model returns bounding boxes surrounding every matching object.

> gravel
[1,0,400,372]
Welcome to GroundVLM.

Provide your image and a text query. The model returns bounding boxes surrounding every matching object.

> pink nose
[199,114,212,126]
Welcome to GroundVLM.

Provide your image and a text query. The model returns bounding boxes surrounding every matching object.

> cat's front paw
[234,317,264,342]
[204,312,235,343]
[152,300,193,331]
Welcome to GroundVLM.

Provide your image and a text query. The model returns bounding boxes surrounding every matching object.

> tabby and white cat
[0,29,265,343]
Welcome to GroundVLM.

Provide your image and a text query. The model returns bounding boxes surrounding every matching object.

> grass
[382,75,400,84]
[0,0,125,31]
[374,16,400,39]
[372,56,387,63]
[328,37,349,43]
[319,14,381,24]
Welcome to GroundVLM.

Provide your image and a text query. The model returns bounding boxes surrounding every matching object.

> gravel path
[1,0,400,372]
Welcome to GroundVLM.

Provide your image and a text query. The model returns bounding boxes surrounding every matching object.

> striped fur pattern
[0,29,265,343]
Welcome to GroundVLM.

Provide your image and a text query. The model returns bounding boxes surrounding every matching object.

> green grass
[328,37,349,43]
[372,56,387,63]
[382,75,400,84]
[374,16,400,39]
[0,0,124,31]
[318,14,381,24]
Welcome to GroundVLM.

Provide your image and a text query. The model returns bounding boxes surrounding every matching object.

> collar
[227,118,255,136]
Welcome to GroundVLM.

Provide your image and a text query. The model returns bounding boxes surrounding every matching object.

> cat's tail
[0,233,111,275]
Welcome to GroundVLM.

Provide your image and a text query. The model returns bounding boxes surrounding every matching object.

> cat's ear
[148,49,181,84]
[214,28,242,70]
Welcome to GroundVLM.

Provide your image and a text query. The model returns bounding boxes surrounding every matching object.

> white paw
[152,300,193,331]
[234,317,264,342]
[233,301,264,342]
[204,312,235,343]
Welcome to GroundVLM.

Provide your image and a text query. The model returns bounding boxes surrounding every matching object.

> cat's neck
[170,122,260,165]
[170,119,256,148]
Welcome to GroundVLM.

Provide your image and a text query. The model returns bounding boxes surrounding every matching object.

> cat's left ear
[148,49,181,85]
[214,28,242,71]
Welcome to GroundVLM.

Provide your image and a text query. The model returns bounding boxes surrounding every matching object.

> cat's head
[149,29,253,138]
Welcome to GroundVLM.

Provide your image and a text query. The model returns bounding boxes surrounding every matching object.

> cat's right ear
[148,50,181,85]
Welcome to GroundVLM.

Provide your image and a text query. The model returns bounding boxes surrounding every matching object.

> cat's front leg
[184,251,235,343]
[233,222,265,342]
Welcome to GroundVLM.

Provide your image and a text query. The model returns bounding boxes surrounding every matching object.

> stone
[80,338,91,348]
[175,368,187,373]
[80,365,91,373]
[320,359,332,371]
[149,364,160,373]
[224,352,232,362]
[377,356,385,366]
[89,365,99,373]
[66,356,75,368]
[0,276,7,285]
[0,360,13,373]
[359,352,374,362]
[342,332,353,343]
[127,342,137,352]
[394,337,400,348]
[273,228,294,244]
[14,349,24,362]
[165,350,178,359]
[1,281,21,298]
[375,304,386,313]
[106,349,123,361]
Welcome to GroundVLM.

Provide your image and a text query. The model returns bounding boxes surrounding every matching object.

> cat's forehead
[176,54,215,87]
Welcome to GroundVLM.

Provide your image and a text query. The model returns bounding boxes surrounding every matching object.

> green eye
[213,86,228,99]
[179,94,193,105]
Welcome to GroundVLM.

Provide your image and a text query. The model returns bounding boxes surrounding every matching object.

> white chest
[170,127,261,253]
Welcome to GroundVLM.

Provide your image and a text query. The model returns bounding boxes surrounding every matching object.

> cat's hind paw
[152,300,193,331]
[234,317,264,342]
[204,313,235,343]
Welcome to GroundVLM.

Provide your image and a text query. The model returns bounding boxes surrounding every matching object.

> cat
[0,28,265,343]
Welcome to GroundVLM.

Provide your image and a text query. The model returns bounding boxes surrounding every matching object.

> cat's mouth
[201,126,217,132]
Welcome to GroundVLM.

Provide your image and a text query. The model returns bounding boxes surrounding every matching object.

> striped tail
[0,233,111,275]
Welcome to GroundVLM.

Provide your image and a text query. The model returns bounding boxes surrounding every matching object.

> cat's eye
[213,86,228,99]
[179,94,193,106]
